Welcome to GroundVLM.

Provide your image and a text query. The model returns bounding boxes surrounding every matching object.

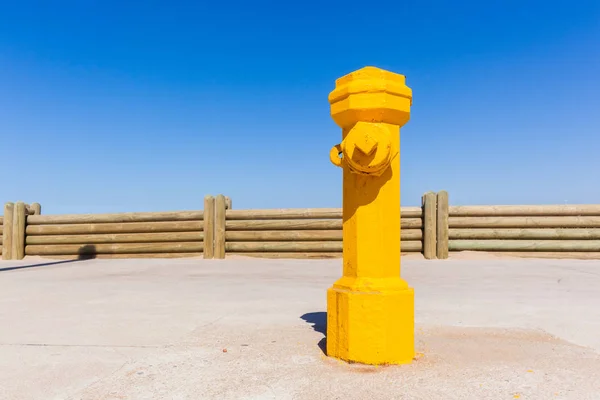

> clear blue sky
[1,1,600,214]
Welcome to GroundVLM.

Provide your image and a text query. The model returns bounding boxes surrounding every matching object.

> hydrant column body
[326,66,414,365]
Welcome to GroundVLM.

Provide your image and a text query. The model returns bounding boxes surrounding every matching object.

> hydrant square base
[326,285,415,365]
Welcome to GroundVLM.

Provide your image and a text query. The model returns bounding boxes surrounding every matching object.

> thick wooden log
[26,242,204,256]
[448,240,600,252]
[436,190,449,259]
[203,196,215,259]
[226,230,342,241]
[224,229,422,241]
[226,240,422,252]
[225,207,422,220]
[26,221,202,235]
[227,219,341,230]
[449,216,600,229]
[487,252,600,260]
[214,195,226,259]
[26,232,203,245]
[422,192,437,259]
[449,228,600,240]
[226,208,341,220]
[449,204,600,217]
[29,203,42,215]
[226,218,422,231]
[27,210,203,225]
[12,202,26,260]
[2,203,14,260]
[28,253,202,260]
[229,252,343,259]
[227,252,420,259]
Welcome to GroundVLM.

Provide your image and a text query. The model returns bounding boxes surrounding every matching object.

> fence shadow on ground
[0,244,97,272]
[300,311,327,355]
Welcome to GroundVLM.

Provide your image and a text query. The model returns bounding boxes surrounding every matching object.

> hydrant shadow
[301,312,327,355]
[343,167,393,221]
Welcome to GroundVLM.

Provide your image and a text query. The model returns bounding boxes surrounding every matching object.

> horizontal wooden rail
[26,221,203,235]
[225,218,422,231]
[224,229,423,241]
[226,208,342,220]
[449,228,600,240]
[449,205,600,217]
[449,240,600,252]
[225,207,423,220]
[225,240,422,253]
[449,216,600,229]
[26,232,203,245]
[27,210,203,225]
[483,252,600,260]
[35,253,202,260]
[26,242,204,255]
[226,219,341,230]
[228,252,343,259]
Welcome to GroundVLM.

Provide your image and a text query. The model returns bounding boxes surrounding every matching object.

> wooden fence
[216,201,427,259]
[445,203,600,259]
[3,192,600,260]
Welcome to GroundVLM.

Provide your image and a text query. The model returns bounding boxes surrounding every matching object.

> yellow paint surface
[327,66,414,365]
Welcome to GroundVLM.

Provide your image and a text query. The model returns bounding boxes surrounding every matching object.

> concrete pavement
[0,256,599,399]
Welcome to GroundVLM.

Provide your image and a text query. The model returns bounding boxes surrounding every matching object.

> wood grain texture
[449,216,600,229]
[448,240,600,252]
[228,252,343,259]
[422,192,437,259]
[214,195,226,259]
[436,190,449,259]
[449,204,600,217]
[26,232,203,245]
[27,210,203,225]
[225,207,422,220]
[224,229,422,241]
[2,203,14,260]
[226,218,422,231]
[225,240,422,252]
[26,242,204,255]
[30,253,202,260]
[26,221,202,235]
[203,196,215,259]
[29,203,42,215]
[483,252,600,260]
[449,228,600,240]
[12,202,26,260]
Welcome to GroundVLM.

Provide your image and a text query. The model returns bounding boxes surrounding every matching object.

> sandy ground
[0,256,599,400]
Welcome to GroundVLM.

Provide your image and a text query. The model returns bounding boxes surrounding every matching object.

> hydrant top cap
[328,66,412,105]
[336,66,405,86]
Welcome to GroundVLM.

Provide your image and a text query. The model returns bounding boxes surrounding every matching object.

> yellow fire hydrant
[326,66,414,365]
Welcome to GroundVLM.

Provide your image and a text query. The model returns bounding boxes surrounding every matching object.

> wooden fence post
[436,190,449,259]
[2,202,14,260]
[214,195,226,259]
[422,192,437,259]
[12,201,26,260]
[29,203,42,215]
[203,195,215,259]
